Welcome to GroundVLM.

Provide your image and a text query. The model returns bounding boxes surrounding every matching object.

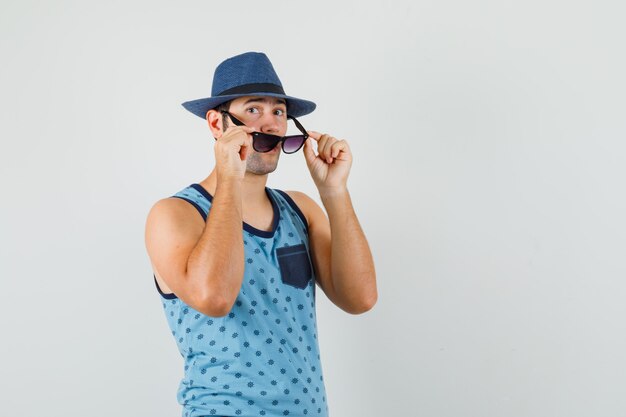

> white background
[1,1,625,416]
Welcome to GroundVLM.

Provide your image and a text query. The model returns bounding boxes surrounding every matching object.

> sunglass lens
[253,134,281,152]
[282,135,306,153]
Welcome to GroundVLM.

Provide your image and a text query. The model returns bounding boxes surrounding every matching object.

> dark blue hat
[181,52,316,119]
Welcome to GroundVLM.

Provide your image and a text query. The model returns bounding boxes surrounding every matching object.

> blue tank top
[153,183,329,417]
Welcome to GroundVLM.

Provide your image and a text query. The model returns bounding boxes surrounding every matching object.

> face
[224,96,289,176]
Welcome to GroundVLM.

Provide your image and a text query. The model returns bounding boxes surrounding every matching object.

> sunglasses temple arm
[289,116,308,137]
[222,111,244,126]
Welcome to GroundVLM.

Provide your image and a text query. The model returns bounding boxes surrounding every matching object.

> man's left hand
[303,131,353,194]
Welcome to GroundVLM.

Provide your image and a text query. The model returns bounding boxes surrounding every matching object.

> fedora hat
[181,52,316,119]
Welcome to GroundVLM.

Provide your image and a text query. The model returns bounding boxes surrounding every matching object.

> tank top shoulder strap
[169,184,310,233]
[169,183,213,221]
[266,188,310,234]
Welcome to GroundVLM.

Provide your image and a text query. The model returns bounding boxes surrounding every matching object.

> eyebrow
[243,97,287,106]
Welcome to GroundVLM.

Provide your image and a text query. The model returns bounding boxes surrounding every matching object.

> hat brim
[181,93,316,120]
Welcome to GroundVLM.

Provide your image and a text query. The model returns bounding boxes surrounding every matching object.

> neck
[201,169,270,208]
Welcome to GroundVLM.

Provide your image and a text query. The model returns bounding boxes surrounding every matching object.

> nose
[258,112,282,136]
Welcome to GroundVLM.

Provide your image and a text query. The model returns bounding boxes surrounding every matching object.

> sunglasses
[221,111,309,154]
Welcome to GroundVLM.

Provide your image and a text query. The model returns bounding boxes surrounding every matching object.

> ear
[206,109,224,139]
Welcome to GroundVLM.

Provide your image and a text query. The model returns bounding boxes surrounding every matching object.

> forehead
[231,96,287,107]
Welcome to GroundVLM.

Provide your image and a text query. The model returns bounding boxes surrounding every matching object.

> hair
[215,100,233,130]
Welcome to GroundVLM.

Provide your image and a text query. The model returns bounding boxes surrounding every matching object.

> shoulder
[144,197,206,274]
[281,190,313,212]
[280,190,327,228]
[281,190,310,204]
[147,196,201,219]
[145,197,205,237]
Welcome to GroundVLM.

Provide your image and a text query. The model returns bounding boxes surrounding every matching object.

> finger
[320,135,337,164]
[317,134,333,163]
[221,126,254,144]
[302,137,316,166]
[326,137,338,161]
[227,125,255,136]
[237,128,255,146]
[239,135,252,160]
[223,123,255,137]
[307,130,323,141]
[243,132,253,147]
[237,126,256,137]
[330,141,347,159]
[315,134,327,156]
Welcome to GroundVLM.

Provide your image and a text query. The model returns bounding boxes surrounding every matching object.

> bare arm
[145,179,245,317]
[320,188,377,312]
[185,180,244,314]
[289,188,377,314]
[298,129,377,314]
[145,120,255,317]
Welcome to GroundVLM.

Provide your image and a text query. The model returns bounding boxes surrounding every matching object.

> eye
[246,107,260,114]
[274,109,286,116]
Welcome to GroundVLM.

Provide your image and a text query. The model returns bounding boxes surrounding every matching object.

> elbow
[193,269,241,317]
[198,294,235,318]
[351,274,378,314]
[347,292,378,315]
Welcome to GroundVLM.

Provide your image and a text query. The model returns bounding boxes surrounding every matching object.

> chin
[247,164,278,175]
[246,154,279,175]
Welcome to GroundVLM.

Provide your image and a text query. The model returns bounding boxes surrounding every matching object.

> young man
[144,52,377,417]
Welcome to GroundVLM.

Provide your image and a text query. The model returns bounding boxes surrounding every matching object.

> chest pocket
[276,243,313,289]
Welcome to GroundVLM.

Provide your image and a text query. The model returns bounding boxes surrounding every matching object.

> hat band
[217,83,285,96]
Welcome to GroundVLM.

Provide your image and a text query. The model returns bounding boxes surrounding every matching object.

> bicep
[144,198,206,308]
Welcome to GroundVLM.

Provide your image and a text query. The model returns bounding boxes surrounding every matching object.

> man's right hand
[214,125,256,181]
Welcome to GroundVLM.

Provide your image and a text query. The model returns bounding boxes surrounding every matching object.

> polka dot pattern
[157,184,329,417]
